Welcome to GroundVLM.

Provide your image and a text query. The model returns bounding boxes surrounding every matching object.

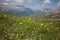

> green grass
[0,13,60,40]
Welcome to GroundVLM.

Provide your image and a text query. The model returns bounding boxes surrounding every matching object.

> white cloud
[5,0,36,4]
[53,1,60,13]
[57,1,60,8]
[44,0,51,3]
[4,0,24,5]
[25,0,36,3]
[5,0,24,3]
[15,0,24,3]
[6,0,10,1]
[31,4,45,11]
[1,2,9,5]
[55,1,60,9]
[6,0,14,1]
[36,5,44,10]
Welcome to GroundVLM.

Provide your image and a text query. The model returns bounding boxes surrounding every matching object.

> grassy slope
[0,13,60,40]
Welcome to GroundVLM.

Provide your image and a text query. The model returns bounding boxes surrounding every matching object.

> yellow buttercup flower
[55,27,59,31]
[29,18,31,20]
[44,25,47,27]
[19,22,23,24]
[26,17,28,19]
[40,23,44,26]
[50,22,53,24]
[4,15,7,17]
[56,27,59,30]
[46,28,49,30]
[33,27,35,30]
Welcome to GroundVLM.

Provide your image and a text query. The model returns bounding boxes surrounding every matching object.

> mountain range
[0,2,60,16]
[0,3,35,16]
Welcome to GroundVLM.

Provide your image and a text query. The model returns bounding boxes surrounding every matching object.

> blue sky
[0,0,60,10]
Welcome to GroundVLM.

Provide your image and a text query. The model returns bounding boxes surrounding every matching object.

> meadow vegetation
[0,13,60,40]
